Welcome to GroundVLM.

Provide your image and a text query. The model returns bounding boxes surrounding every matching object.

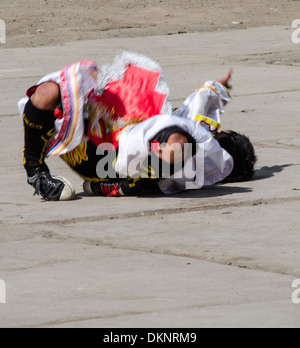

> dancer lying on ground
[18,52,256,200]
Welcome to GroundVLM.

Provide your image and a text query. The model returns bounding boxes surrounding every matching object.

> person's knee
[30,82,60,111]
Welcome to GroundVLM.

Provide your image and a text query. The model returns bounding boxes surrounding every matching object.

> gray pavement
[0,25,300,328]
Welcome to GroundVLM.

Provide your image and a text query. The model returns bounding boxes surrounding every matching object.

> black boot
[28,166,75,201]
[23,99,75,201]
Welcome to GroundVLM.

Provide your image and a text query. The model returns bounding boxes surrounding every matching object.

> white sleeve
[174,81,231,124]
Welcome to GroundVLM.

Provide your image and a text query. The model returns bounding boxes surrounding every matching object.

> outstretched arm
[174,69,233,128]
[217,68,233,90]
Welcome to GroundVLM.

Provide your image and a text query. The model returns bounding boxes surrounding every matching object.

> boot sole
[83,180,94,196]
[53,176,76,201]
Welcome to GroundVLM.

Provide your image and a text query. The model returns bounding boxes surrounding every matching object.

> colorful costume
[18,51,233,198]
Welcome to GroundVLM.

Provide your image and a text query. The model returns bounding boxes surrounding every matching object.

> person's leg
[23,82,75,201]
[23,82,58,178]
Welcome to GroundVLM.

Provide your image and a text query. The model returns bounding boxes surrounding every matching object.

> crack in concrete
[26,195,300,226]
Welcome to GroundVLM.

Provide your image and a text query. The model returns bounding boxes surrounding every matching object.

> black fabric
[23,100,56,177]
[119,177,160,196]
[61,139,159,196]
[61,140,119,181]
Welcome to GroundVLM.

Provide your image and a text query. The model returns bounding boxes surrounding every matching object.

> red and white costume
[18,51,233,194]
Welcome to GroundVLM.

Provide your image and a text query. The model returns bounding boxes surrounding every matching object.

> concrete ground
[0,25,300,328]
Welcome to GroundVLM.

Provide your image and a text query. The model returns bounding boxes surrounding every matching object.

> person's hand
[217,68,233,89]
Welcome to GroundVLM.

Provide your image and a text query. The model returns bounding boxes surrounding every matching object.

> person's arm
[217,68,233,90]
[174,69,233,134]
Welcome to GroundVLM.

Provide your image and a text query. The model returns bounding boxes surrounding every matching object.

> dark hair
[217,131,257,183]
